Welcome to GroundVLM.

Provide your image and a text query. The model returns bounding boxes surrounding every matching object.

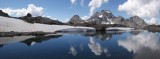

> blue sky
[0,0,159,24]
[0,0,127,21]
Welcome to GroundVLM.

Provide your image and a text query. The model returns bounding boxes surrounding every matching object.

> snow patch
[106,10,111,13]
[99,15,103,18]
[101,19,113,25]
[106,27,134,31]
[0,16,94,32]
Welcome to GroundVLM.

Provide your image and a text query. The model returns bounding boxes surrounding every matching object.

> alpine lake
[0,29,160,59]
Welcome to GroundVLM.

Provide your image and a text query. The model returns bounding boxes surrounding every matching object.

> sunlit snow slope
[0,16,94,32]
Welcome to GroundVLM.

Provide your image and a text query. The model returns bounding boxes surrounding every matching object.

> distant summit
[88,10,115,25]
[68,15,85,25]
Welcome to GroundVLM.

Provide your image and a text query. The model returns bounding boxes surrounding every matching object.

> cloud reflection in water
[118,31,160,59]
[88,36,108,56]
[69,45,77,56]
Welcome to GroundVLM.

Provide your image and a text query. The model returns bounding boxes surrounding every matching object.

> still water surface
[0,31,160,59]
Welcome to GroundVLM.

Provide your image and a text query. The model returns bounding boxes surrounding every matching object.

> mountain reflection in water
[22,35,63,46]
[0,30,160,59]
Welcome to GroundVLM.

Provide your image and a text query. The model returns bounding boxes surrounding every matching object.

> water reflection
[21,35,63,46]
[69,45,77,56]
[118,31,160,59]
[0,35,63,47]
[0,30,160,59]
[83,31,124,41]
[0,36,34,47]
[88,36,108,56]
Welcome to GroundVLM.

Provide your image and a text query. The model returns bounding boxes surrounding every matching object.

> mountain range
[69,10,148,29]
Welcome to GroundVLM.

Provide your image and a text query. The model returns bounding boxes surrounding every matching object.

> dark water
[0,31,160,59]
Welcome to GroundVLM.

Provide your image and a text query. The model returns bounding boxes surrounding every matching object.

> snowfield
[106,27,134,31]
[0,16,94,32]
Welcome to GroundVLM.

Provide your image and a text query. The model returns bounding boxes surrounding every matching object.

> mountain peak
[127,16,148,28]
[101,10,111,14]
[68,15,84,25]
[71,15,81,20]
[88,10,114,25]
[93,10,114,19]
[73,15,80,17]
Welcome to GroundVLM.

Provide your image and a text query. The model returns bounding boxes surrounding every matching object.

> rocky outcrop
[26,13,32,17]
[68,15,85,25]
[0,10,65,25]
[0,10,9,17]
[19,13,64,25]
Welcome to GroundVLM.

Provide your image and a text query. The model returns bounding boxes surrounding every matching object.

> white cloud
[1,4,44,17]
[146,18,159,25]
[70,0,77,5]
[118,0,160,24]
[80,0,85,7]
[88,0,108,16]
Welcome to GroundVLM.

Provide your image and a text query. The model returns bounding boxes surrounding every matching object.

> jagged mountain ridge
[69,10,148,28]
